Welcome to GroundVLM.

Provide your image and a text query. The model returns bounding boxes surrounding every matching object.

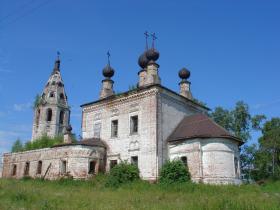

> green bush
[106,162,140,188]
[11,135,64,152]
[159,159,191,184]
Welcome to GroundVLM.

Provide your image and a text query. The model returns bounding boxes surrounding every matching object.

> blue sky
[0,0,279,154]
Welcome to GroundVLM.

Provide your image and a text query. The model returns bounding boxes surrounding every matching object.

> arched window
[59,93,64,100]
[46,109,52,122]
[37,161,42,175]
[88,160,96,174]
[234,157,239,177]
[59,111,64,124]
[12,164,17,176]
[49,92,55,98]
[36,109,40,125]
[58,82,63,87]
[24,162,30,176]
[181,156,188,167]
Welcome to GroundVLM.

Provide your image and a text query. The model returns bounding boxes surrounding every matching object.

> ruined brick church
[2,38,243,184]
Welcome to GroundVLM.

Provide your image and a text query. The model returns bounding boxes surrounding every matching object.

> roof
[51,138,106,148]
[168,114,243,145]
[80,84,210,111]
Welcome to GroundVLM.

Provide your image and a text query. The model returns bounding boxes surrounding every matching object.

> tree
[11,139,24,152]
[256,118,280,179]
[210,101,252,142]
[240,144,258,181]
[232,101,251,141]
[210,107,233,132]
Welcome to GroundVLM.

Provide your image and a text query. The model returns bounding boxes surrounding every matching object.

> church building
[2,37,243,184]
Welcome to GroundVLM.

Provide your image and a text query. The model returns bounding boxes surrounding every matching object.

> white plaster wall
[158,90,205,168]
[201,138,241,184]
[82,88,158,180]
[2,145,105,180]
[168,138,241,184]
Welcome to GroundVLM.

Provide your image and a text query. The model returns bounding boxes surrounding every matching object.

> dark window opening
[110,160,118,169]
[24,162,30,176]
[58,82,63,87]
[61,160,67,174]
[111,120,118,137]
[12,164,17,176]
[130,115,138,134]
[49,92,55,98]
[60,93,64,99]
[234,157,239,177]
[51,81,56,85]
[181,156,187,167]
[89,161,96,174]
[46,109,52,122]
[59,111,64,124]
[131,156,138,168]
[37,161,42,175]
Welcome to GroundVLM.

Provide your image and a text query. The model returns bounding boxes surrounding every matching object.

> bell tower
[31,53,70,141]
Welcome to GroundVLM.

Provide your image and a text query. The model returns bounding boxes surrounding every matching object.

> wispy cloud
[252,99,280,110]
[13,102,32,112]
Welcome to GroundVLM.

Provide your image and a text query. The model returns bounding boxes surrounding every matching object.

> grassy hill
[0,177,280,210]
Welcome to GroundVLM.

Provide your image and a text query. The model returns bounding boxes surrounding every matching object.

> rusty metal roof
[168,114,243,145]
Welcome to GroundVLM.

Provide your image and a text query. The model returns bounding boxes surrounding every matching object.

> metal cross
[57,51,60,59]
[151,33,157,49]
[107,51,111,65]
[144,31,149,50]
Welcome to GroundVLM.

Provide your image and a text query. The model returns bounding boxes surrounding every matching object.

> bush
[11,135,64,152]
[106,162,140,188]
[159,159,190,184]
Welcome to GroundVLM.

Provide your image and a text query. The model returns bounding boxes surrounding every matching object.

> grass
[0,177,280,210]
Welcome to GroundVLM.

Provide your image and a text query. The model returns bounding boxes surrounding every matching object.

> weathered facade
[2,40,243,184]
[31,56,70,141]
[2,141,106,179]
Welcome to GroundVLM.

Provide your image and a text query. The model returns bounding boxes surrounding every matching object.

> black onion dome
[66,125,72,132]
[138,51,149,68]
[179,68,191,80]
[146,48,160,61]
[102,64,114,78]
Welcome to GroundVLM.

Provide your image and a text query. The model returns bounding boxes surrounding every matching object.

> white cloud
[13,102,32,111]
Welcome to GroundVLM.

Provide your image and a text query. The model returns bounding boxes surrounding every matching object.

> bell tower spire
[31,53,70,141]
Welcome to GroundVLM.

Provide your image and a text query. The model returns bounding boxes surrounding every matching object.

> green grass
[0,177,280,210]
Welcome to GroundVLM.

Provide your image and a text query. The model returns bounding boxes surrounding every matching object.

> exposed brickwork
[2,146,105,180]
